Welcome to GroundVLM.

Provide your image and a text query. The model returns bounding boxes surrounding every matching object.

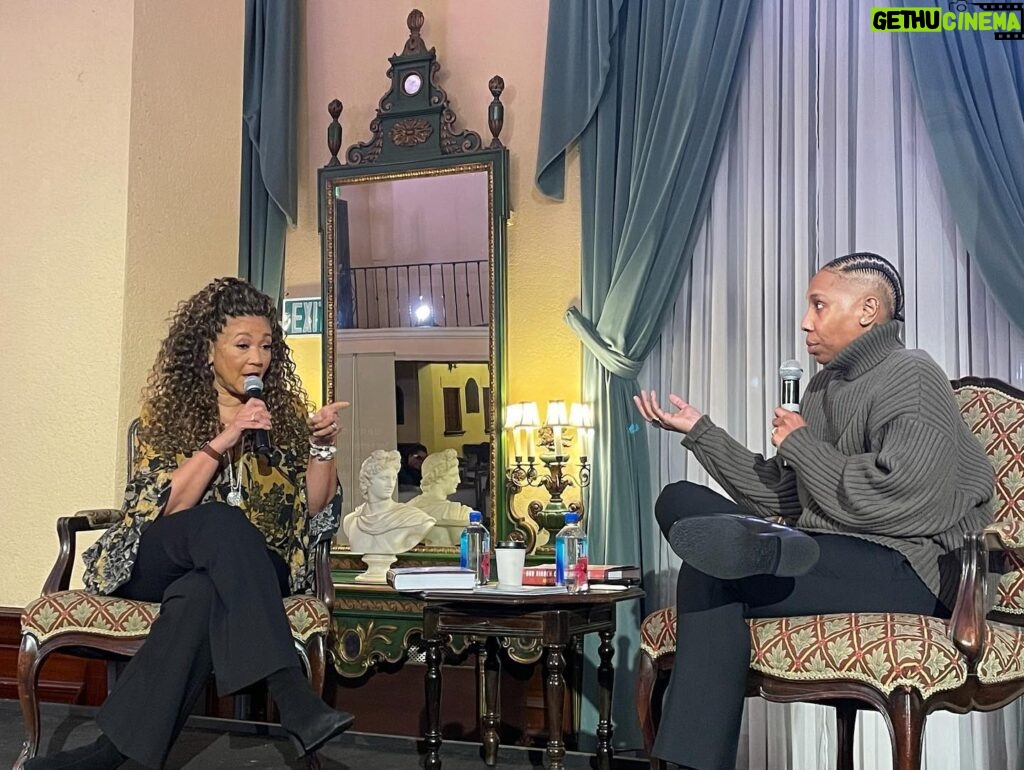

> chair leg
[887,689,926,770]
[835,703,856,770]
[636,652,667,770]
[15,634,43,770]
[304,634,326,697]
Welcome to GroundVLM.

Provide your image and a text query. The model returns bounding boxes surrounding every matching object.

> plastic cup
[495,541,527,587]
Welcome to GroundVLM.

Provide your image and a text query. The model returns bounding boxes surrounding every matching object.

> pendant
[227,489,242,507]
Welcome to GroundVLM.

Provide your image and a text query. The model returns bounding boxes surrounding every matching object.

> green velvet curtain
[536,0,755,747]
[239,0,298,308]
[899,0,1024,331]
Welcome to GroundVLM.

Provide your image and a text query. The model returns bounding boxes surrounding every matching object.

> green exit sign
[282,297,322,336]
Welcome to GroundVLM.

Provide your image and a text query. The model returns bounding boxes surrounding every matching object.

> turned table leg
[544,643,567,770]
[424,631,444,770]
[596,629,616,770]
[480,636,501,766]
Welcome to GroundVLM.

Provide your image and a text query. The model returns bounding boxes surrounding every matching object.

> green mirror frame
[317,9,511,564]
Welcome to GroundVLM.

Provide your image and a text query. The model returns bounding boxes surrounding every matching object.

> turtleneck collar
[825,321,904,380]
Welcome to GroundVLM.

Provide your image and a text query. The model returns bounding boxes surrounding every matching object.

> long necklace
[226,447,244,507]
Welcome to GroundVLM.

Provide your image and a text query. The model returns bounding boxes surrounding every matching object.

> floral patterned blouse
[82,424,341,596]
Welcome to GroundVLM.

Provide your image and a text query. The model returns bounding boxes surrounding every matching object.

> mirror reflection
[327,167,495,551]
[333,171,489,331]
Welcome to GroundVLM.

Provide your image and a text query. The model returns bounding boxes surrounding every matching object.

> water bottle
[555,512,589,593]
[459,511,491,585]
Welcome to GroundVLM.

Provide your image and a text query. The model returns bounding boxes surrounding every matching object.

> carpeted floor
[0,700,642,769]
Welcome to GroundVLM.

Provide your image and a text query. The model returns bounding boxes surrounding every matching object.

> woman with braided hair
[29,277,354,769]
[634,252,993,770]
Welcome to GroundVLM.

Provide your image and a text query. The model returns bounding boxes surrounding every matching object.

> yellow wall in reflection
[288,335,325,409]
[418,363,491,455]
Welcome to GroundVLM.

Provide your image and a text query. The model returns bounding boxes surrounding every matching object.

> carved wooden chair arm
[947,529,1016,666]
[42,508,122,596]
[312,539,334,615]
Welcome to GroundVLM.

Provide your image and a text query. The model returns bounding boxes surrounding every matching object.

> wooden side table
[417,587,644,770]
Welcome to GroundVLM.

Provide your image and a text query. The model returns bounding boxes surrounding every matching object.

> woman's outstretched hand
[633,390,704,434]
[308,401,350,446]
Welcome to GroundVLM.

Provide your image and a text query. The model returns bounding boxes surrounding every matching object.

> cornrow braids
[823,251,905,321]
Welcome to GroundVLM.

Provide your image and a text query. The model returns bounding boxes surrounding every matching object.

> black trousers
[96,503,299,769]
[651,482,946,770]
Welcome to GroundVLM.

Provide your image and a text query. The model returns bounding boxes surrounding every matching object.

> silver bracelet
[309,440,337,462]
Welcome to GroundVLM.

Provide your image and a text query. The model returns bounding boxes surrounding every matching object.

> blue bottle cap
[469,510,482,522]
[564,512,579,525]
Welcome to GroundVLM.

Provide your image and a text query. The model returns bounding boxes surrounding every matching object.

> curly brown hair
[139,277,311,456]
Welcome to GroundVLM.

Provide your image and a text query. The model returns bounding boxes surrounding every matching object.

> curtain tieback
[564,307,643,380]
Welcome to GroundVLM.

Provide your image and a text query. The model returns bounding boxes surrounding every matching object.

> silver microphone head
[243,375,264,396]
[779,360,803,381]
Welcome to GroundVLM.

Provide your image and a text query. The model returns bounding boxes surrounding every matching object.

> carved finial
[405,9,427,54]
[487,76,506,149]
[327,99,343,166]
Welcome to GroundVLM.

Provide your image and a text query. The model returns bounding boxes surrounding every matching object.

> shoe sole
[669,516,819,579]
[289,712,356,756]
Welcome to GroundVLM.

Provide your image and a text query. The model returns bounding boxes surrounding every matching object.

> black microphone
[243,375,272,457]
[778,360,803,468]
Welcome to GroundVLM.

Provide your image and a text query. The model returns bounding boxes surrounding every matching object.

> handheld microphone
[779,360,803,413]
[243,375,272,457]
[778,360,803,468]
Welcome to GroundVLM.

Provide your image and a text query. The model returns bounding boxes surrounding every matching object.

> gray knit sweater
[682,321,994,608]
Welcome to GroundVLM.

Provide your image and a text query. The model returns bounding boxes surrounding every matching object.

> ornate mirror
[318,9,509,564]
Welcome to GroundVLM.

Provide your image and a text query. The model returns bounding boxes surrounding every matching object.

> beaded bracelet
[309,440,337,462]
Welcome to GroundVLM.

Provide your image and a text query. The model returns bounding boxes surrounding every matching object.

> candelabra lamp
[504,401,593,550]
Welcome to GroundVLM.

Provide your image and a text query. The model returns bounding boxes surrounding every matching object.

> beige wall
[117,0,244,472]
[1,1,134,606]
[0,0,243,606]
[285,0,583,412]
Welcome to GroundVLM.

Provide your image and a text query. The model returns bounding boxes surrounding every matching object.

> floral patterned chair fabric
[22,592,330,646]
[15,419,337,770]
[637,377,1024,770]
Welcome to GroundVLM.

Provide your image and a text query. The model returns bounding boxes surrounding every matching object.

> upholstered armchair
[15,420,337,769]
[637,377,1024,770]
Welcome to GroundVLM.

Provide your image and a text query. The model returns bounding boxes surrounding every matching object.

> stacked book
[386,566,476,591]
[521,564,641,587]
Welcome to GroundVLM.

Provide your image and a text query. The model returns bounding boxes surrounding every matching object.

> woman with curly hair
[28,277,354,770]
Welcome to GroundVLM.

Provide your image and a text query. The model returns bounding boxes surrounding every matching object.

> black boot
[24,734,126,770]
[266,667,354,754]
[668,514,819,579]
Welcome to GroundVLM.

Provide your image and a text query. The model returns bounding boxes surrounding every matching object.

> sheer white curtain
[641,1,1024,767]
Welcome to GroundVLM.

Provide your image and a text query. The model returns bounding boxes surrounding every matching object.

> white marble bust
[408,449,473,547]
[342,449,436,556]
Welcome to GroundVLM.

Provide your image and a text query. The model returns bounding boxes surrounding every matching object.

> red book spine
[521,565,556,586]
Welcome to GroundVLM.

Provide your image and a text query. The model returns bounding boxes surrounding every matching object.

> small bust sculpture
[408,449,474,547]
[343,449,436,556]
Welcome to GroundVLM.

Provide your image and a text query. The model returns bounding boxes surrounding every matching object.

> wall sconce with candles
[504,400,593,551]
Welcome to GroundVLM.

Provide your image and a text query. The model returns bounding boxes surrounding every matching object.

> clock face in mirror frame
[402,72,422,96]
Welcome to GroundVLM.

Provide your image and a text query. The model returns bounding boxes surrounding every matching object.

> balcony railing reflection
[337,260,488,330]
